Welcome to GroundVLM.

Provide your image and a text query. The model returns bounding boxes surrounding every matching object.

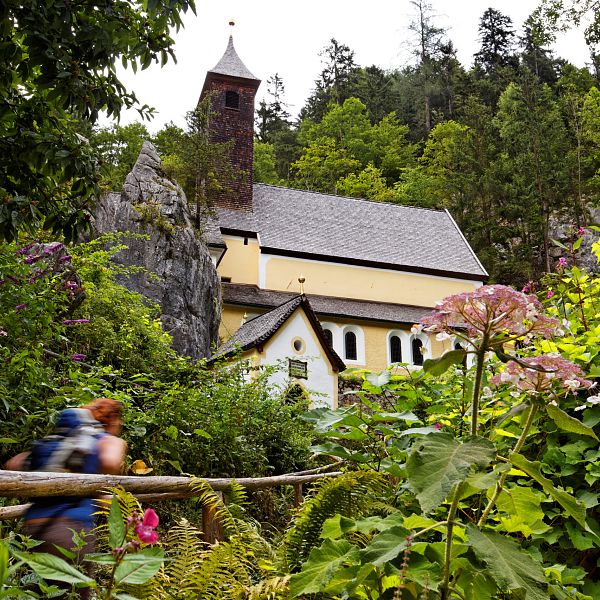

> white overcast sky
[112,0,591,132]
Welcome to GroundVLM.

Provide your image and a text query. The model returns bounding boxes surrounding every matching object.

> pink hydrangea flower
[135,508,159,544]
[490,354,594,394]
[420,284,559,348]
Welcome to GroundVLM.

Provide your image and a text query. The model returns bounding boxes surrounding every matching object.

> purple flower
[547,290,554,299]
[71,354,86,362]
[62,281,78,290]
[23,254,43,265]
[558,257,567,268]
[15,303,27,312]
[57,255,73,264]
[16,243,36,255]
[43,242,64,255]
[578,226,586,236]
[521,284,530,293]
[62,319,90,325]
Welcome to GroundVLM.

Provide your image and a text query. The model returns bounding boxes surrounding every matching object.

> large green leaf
[289,539,360,597]
[15,552,95,586]
[510,453,587,528]
[114,547,164,585]
[546,405,598,440]
[302,406,363,433]
[423,349,466,376]
[359,525,411,566]
[407,433,496,513]
[108,495,125,550]
[467,525,549,600]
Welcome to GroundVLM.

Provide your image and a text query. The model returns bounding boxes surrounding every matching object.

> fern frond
[190,478,241,538]
[248,575,291,600]
[278,470,386,572]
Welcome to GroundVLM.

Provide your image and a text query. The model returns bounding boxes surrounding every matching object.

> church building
[203,36,488,405]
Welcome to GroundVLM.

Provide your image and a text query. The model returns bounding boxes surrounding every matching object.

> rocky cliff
[93,141,221,359]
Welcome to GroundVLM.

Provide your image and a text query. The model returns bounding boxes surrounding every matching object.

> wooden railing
[0,467,341,541]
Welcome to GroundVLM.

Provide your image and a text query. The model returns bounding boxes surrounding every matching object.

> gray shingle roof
[213,294,345,370]
[208,36,259,81]
[217,184,487,280]
[222,283,432,325]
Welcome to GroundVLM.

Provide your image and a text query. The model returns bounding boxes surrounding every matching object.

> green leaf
[289,539,360,597]
[546,404,598,440]
[14,552,95,586]
[509,453,587,528]
[573,236,583,251]
[365,370,391,388]
[551,238,569,250]
[407,433,496,513]
[108,495,125,550]
[114,547,164,585]
[467,525,549,600]
[359,525,411,566]
[423,349,466,376]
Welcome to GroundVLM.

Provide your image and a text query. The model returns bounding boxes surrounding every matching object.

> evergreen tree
[474,8,518,73]
[519,14,560,85]
[407,0,445,133]
[301,39,358,120]
[255,73,291,143]
[165,95,235,228]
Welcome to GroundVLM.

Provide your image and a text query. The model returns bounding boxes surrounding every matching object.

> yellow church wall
[219,305,260,344]
[218,235,260,285]
[221,304,453,374]
[261,255,481,307]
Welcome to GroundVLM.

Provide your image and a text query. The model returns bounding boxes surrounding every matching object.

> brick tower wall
[203,76,258,211]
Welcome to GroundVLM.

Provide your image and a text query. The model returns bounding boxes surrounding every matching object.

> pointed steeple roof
[208,35,259,81]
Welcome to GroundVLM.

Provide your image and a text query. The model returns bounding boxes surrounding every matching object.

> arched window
[285,383,309,404]
[225,90,240,109]
[323,328,333,348]
[390,335,402,363]
[344,331,357,361]
[412,338,424,366]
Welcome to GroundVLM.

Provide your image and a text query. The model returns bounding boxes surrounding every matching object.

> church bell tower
[200,33,260,211]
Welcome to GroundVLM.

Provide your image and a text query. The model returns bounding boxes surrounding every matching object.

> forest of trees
[92,3,600,285]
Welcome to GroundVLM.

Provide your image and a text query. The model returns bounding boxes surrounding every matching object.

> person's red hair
[82,398,123,429]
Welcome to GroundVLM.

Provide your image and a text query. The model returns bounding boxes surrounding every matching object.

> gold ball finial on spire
[298,275,306,295]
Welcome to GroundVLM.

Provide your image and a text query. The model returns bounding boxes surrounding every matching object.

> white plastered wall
[262,309,337,408]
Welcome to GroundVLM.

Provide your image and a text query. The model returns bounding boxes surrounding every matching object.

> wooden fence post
[294,483,303,507]
[202,491,224,544]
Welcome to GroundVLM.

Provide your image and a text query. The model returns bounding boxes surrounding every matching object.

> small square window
[225,91,240,109]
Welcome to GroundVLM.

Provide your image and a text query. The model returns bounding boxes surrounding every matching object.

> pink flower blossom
[490,354,594,394]
[135,508,159,544]
[558,257,567,268]
[420,284,559,347]
[71,354,86,362]
[434,423,442,430]
[547,290,554,299]
[578,226,586,236]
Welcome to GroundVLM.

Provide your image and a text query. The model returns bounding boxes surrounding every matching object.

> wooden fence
[0,468,341,542]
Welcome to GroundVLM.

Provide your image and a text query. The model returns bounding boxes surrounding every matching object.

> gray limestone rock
[93,141,221,359]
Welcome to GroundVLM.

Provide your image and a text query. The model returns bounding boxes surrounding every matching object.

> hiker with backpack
[5,397,127,596]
